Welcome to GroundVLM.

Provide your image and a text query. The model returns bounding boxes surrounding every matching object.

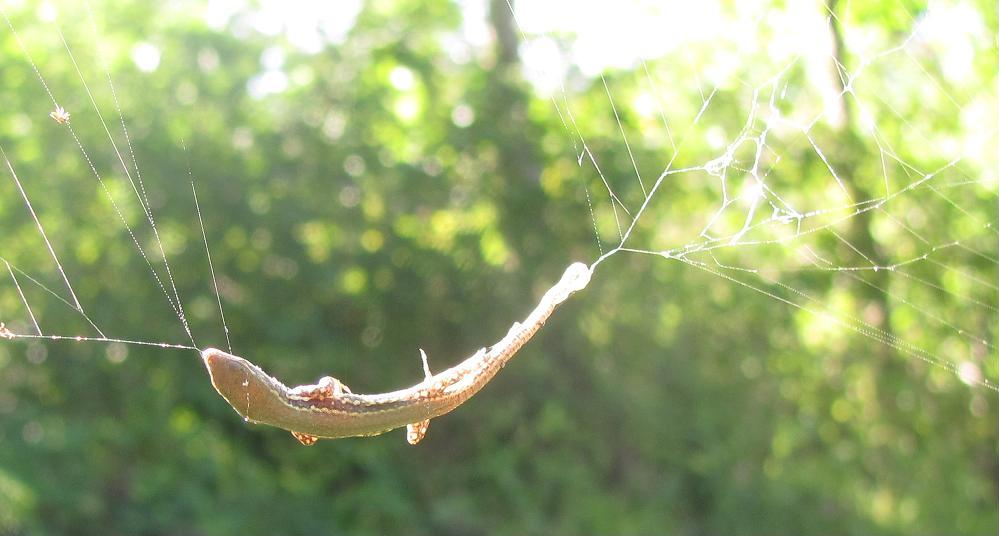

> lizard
[201,262,592,445]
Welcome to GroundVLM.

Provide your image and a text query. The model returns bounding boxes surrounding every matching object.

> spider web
[515,1,998,398]
[0,2,994,401]
[0,2,995,533]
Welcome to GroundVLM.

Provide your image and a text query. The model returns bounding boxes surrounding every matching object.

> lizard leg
[406,349,435,445]
[419,348,432,381]
[406,419,430,445]
[288,376,351,446]
[288,375,351,400]
[292,431,319,446]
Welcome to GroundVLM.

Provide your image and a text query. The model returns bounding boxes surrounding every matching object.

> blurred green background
[0,0,996,534]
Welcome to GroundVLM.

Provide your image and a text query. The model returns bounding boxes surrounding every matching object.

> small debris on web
[49,105,70,125]
[0,323,14,340]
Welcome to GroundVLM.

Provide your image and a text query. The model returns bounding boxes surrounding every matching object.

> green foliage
[0,0,995,534]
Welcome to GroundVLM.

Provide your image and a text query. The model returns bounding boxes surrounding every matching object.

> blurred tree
[0,0,994,534]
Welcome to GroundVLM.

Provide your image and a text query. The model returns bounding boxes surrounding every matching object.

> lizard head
[201,347,252,386]
[201,348,289,421]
